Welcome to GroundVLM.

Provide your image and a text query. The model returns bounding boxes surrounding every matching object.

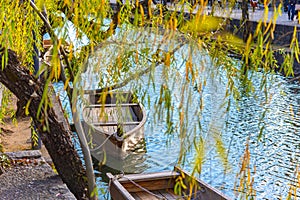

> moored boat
[107,166,231,200]
[82,90,147,172]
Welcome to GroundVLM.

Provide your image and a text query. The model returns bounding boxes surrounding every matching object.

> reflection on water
[56,71,300,199]
[222,77,300,199]
[55,60,300,199]
[195,73,300,199]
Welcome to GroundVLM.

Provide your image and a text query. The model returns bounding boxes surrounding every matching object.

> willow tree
[0,0,297,199]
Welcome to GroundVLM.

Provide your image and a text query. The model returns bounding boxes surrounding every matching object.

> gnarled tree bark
[0,49,88,199]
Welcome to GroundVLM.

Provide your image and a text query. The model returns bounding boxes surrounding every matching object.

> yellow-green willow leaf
[219,32,244,48]
[25,99,32,116]
[213,133,230,170]
[182,15,221,34]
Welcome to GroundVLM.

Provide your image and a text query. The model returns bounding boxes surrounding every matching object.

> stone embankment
[221,8,300,75]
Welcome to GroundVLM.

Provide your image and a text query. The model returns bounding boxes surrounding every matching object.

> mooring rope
[114,172,208,200]
[89,133,114,152]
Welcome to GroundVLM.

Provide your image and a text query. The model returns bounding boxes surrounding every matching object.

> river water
[56,68,300,200]
[54,29,300,200]
[138,68,300,199]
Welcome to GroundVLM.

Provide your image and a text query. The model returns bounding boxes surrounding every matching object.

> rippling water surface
[56,66,300,199]
[133,58,300,199]
[49,16,300,199]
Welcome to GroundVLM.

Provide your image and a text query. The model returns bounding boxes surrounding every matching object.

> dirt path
[0,117,51,160]
[0,118,31,151]
[0,93,50,160]
[0,95,76,199]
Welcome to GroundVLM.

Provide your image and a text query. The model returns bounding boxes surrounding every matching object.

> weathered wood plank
[118,171,179,182]
[108,168,232,200]
[107,173,135,200]
[157,189,182,200]
[83,105,138,134]
[43,39,52,49]
[134,191,161,200]
[131,193,142,200]
[152,190,180,200]
[122,179,175,193]
[85,103,139,108]
[92,121,140,126]
[117,171,178,193]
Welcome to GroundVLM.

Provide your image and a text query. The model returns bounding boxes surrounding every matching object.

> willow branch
[84,38,187,94]
[29,1,74,86]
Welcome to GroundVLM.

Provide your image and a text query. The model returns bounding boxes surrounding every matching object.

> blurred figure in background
[250,0,258,12]
[288,0,296,20]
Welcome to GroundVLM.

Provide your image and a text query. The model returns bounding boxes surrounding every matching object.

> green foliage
[174,172,187,196]
[155,84,173,132]
[0,0,299,198]
[0,154,11,174]
[30,118,39,148]
[0,0,42,68]
[0,88,16,123]
[90,186,99,199]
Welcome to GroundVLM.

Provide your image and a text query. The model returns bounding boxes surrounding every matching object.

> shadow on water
[55,64,300,199]
[89,140,149,174]
[56,76,300,199]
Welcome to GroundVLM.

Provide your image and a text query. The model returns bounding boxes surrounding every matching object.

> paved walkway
[210,6,300,26]
[158,1,300,27]
[0,150,76,200]
[109,0,300,27]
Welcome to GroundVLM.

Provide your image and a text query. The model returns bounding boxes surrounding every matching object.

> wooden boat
[43,39,52,49]
[107,166,231,200]
[82,91,147,172]
[42,39,70,66]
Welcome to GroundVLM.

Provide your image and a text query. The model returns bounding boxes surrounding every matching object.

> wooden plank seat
[108,167,232,200]
[85,103,139,108]
[91,121,140,126]
[131,189,183,200]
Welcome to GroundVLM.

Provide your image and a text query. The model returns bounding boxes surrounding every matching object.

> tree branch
[84,37,187,94]
[29,0,74,95]
[0,49,88,199]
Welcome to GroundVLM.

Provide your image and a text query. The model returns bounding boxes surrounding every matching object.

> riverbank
[0,117,50,160]
[0,95,75,199]
[0,150,76,199]
[0,94,50,161]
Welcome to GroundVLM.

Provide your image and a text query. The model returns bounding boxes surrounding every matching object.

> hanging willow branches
[0,0,299,199]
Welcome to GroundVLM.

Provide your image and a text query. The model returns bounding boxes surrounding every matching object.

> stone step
[3,150,42,159]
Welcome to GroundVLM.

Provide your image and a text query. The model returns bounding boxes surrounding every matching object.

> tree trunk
[15,98,27,118]
[0,49,88,199]
[242,0,250,42]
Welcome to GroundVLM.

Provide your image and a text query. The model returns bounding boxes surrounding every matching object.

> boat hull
[82,91,147,172]
[107,166,232,200]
